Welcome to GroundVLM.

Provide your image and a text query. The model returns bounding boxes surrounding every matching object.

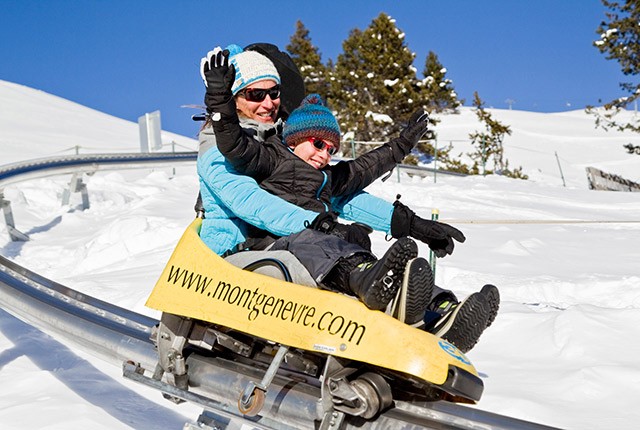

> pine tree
[586,0,640,137]
[420,51,462,113]
[330,13,422,143]
[413,51,461,167]
[624,143,640,154]
[468,92,527,179]
[286,21,330,98]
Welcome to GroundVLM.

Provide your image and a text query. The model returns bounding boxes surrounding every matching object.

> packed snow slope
[1,79,640,429]
[0,80,197,163]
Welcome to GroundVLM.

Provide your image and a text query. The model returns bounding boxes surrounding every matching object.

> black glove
[202,48,236,118]
[390,201,465,258]
[308,212,372,252]
[387,109,430,162]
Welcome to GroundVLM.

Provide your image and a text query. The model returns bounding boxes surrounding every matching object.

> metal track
[0,154,560,430]
[0,152,198,187]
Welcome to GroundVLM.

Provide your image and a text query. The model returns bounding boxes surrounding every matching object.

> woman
[197,44,497,352]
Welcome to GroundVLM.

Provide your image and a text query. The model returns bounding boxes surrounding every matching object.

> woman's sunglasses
[239,85,281,102]
[311,138,338,156]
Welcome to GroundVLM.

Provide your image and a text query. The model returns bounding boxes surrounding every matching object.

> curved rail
[0,152,198,188]
[0,154,559,430]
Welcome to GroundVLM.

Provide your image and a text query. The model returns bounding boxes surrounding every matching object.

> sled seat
[224,250,318,288]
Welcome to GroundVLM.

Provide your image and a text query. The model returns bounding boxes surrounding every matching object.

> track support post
[61,172,90,210]
[1,189,29,241]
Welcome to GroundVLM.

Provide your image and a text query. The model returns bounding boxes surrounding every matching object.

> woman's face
[235,80,281,124]
[291,137,337,169]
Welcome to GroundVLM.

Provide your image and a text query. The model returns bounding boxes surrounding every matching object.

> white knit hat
[226,44,281,95]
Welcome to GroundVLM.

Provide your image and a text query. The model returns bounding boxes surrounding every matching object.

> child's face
[290,137,338,169]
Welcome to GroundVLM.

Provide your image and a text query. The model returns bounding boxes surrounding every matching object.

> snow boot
[348,237,418,310]
[480,284,500,328]
[422,290,457,331]
[392,257,433,326]
[432,293,490,353]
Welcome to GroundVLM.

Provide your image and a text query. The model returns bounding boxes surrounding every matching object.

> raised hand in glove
[200,47,236,118]
[308,212,373,252]
[388,109,430,162]
[390,201,465,257]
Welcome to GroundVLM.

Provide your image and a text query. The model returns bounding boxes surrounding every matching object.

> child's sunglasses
[238,85,281,102]
[311,138,338,156]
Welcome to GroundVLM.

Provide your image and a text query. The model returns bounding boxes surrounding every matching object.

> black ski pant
[269,229,372,285]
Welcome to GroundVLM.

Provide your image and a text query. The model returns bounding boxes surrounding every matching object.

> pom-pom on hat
[283,94,341,148]
[226,44,281,95]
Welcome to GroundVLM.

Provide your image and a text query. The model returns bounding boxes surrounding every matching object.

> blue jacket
[197,118,394,255]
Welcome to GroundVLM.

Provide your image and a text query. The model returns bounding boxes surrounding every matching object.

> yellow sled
[146,219,483,417]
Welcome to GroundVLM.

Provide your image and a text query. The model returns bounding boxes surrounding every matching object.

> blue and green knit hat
[283,94,341,148]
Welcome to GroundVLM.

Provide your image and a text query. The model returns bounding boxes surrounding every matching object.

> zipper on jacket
[316,171,329,211]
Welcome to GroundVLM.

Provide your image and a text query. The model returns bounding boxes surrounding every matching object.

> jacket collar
[239,116,283,142]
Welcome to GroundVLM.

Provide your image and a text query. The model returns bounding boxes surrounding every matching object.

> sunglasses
[238,85,281,102]
[311,138,338,156]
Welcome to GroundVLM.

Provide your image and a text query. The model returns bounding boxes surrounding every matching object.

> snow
[365,111,393,124]
[0,81,197,164]
[1,78,640,429]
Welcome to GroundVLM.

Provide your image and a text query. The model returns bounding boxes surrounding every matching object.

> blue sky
[0,0,628,137]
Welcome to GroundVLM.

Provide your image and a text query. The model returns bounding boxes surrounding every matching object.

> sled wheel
[359,372,393,410]
[350,372,393,419]
[238,388,265,416]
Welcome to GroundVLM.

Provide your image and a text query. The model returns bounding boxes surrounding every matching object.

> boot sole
[434,293,490,353]
[401,258,433,325]
[366,238,418,310]
[480,284,500,328]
